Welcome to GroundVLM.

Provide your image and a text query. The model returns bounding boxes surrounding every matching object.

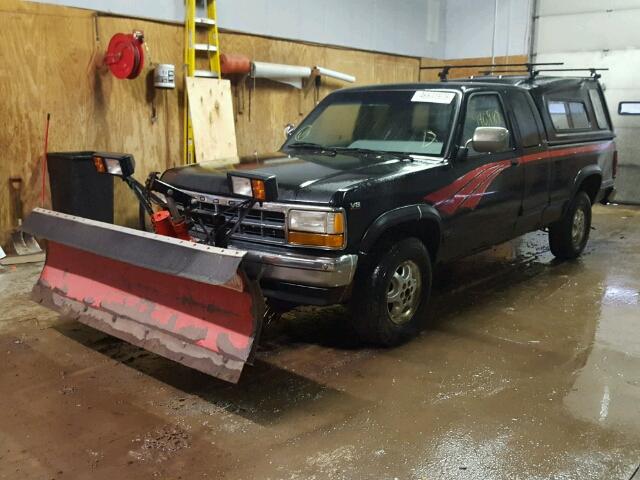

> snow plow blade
[22,208,264,383]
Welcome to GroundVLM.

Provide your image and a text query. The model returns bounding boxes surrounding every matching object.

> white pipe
[314,66,356,83]
[250,62,312,89]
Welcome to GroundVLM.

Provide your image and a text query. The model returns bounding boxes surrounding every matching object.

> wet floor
[1,204,639,479]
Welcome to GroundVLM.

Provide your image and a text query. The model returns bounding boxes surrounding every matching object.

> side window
[548,101,571,130]
[547,99,591,131]
[511,92,542,148]
[462,94,510,154]
[588,89,609,129]
[569,102,590,129]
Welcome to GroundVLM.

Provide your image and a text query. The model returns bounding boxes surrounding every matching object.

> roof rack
[420,62,563,81]
[477,67,609,80]
[532,68,609,79]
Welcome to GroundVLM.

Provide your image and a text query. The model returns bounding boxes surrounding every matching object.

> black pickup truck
[22,74,617,381]
[152,74,615,345]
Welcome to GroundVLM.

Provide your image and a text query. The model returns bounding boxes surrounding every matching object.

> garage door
[532,0,640,204]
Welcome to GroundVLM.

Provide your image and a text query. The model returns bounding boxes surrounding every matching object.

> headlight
[288,210,344,234]
[288,210,345,249]
[92,153,135,177]
[227,172,278,202]
[230,176,252,197]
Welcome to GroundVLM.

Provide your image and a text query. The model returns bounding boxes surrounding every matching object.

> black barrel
[47,151,114,223]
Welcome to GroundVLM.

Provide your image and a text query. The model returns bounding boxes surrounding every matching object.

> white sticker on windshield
[411,90,455,104]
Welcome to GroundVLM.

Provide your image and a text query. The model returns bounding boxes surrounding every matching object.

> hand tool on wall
[9,177,42,256]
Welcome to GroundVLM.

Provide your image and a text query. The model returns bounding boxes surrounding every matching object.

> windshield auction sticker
[411,90,456,104]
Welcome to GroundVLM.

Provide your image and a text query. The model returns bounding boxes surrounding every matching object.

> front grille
[190,201,286,245]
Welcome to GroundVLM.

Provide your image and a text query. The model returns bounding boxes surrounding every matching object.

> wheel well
[373,219,441,263]
[578,174,601,204]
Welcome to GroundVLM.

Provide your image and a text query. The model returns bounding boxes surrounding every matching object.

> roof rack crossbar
[479,69,530,75]
[532,67,609,79]
[420,62,563,81]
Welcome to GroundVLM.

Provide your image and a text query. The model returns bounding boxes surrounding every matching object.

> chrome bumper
[230,242,358,288]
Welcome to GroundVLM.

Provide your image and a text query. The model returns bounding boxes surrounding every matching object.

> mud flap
[22,208,264,383]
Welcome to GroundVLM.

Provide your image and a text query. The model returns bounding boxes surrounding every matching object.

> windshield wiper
[334,147,416,161]
[332,147,378,155]
[286,142,336,154]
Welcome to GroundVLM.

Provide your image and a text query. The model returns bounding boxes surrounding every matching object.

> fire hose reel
[104,31,145,80]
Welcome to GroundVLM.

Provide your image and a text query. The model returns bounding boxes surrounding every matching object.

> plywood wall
[0,0,423,247]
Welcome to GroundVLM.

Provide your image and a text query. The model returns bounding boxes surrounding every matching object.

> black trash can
[47,151,114,223]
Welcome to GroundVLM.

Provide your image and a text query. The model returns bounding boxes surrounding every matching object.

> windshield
[283,89,459,157]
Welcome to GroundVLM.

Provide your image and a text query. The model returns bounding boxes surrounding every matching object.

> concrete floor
[1,204,639,480]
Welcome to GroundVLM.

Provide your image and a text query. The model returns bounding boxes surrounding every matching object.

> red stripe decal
[437,162,510,215]
[425,162,504,205]
[425,140,614,216]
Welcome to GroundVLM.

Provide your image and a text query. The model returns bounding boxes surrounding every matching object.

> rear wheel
[350,237,432,346]
[549,191,592,260]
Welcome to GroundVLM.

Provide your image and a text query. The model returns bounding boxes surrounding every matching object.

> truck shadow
[54,320,369,425]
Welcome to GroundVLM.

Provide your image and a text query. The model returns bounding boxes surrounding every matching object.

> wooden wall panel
[0,0,530,248]
[0,1,423,247]
[0,0,95,246]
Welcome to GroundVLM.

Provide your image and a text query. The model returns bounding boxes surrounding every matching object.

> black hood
[160,151,441,205]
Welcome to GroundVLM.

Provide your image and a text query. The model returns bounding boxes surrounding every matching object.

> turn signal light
[251,179,266,201]
[288,231,345,248]
[92,152,136,177]
[93,156,106,173]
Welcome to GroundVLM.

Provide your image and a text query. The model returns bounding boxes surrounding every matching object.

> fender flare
[358,204,443,257]
[571,164,603,203]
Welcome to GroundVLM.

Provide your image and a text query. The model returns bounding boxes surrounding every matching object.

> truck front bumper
[229,241,359,305]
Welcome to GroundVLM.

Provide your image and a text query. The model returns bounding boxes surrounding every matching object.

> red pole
[41,113,50,207]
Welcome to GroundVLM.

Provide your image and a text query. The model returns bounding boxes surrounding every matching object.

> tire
[549,191,592,260]
[350,237,432,346]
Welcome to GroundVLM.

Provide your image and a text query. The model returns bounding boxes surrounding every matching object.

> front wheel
[549,191,592,260]
[350,237,432,346]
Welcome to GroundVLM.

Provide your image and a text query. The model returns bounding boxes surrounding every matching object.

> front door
[436,91,524,257]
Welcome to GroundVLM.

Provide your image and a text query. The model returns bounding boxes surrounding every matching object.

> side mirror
[284,123,296,138]
[468,127,509,153]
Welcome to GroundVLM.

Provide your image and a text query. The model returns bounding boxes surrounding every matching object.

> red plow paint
[23,209,264,383]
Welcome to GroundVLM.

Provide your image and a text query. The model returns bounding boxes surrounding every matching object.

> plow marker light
[22,208,265,383]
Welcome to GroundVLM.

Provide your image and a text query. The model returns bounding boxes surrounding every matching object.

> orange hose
[220,54,251,74]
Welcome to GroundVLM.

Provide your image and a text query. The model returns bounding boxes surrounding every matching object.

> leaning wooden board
[186,78,239,166]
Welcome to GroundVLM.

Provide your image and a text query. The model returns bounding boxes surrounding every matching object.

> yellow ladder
[183,0,222,164]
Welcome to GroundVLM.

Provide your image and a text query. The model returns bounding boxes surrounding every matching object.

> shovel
[9,177,43,256]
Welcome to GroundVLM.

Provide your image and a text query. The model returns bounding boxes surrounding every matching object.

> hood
[160,151,441,204]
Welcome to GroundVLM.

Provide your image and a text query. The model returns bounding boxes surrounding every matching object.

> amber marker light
[93,156,106,173]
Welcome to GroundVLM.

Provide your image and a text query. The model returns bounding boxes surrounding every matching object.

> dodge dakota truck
[24,73,616,382]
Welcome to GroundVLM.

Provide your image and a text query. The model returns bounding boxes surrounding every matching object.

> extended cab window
[547,100,591,131]
[511,91,542,148]
[284,90,458,157]
[462,93,510,154]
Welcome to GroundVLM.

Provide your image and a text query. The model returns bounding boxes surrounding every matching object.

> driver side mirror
[284,123,296,138]
[466,126,510,153]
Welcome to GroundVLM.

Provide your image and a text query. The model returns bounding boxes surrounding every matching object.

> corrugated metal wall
[533,0,640,204]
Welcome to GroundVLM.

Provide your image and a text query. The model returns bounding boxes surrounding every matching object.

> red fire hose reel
[104,31,145,79]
